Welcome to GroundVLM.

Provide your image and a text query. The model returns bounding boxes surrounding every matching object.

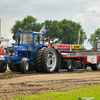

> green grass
[4,86,100,100]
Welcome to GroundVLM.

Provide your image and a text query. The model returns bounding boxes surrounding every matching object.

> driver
[27,36,32,44]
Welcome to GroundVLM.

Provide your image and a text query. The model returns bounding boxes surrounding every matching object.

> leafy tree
[11,16,87,45]
[82,45,87,51]
[11,15,41,39]
[88,28,100,48]
[58,19,87,44]
[44,19,87,44]
[44,20,63,43]
[1,37,4,39]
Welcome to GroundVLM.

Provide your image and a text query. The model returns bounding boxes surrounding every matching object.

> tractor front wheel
[20,58,30,74]
[0,63,7,73]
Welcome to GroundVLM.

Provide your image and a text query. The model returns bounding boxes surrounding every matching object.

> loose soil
[0,68,100,99]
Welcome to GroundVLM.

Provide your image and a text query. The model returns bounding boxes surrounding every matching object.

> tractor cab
[16,31,45,46]
[15,31,46,60]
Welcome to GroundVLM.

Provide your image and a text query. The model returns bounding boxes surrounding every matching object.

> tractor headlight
[12,53,15,56]
[9,53,11,55]
[8,47,15,56]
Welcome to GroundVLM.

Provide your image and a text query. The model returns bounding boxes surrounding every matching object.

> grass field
[4,86,100,100]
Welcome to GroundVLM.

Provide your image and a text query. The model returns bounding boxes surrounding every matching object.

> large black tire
[67,60,73,71]
[34,47,47,72]
[0,63,7,73]
[85,64,87,69]
[91,64,97,71]
[20,58,30,74]
[61,59,68,69]
[81,62,85,69]
[91,57,100,71]
[42,48,57,73]
[8,63,20,72]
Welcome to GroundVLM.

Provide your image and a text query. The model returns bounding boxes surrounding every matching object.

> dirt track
[0,69,100,99]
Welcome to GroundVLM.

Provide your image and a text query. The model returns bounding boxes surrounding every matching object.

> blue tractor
[0,31,59,74]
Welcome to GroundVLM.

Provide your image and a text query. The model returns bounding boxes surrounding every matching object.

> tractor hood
[2,46,28,64]
[7,46,28,54]
[15,46,28,51]
[7,46,28,57]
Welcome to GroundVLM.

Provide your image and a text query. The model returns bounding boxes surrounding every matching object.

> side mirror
[18,33,20,46]
[12,35,15,40]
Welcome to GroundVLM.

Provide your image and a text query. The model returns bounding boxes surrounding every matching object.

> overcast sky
[0,0,100,49]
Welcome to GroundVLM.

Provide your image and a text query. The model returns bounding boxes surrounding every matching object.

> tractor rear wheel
[0,63,7,73]
[34,47,47,72]
[8,63,20,72]
[42,48,57,73]
[20,58,30,74]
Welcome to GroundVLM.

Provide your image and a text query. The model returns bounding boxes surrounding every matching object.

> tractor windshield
[17,33,33,44]
[34,34,39,46]
[34,34,44,46]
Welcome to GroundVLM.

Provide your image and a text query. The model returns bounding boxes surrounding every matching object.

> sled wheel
[67,60,73,71]
[85,64,87,69]
[91,57,100,71]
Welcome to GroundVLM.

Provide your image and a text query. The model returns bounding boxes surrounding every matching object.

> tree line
[10,15,99,49]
